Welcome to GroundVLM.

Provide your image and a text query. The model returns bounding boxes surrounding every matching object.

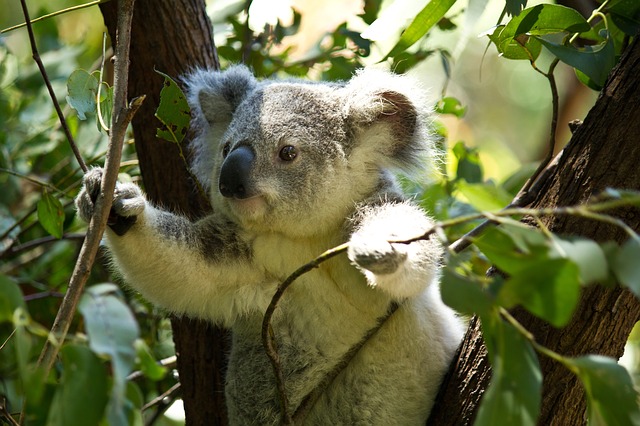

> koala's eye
[279,145,297,162]
[222,142,231,158]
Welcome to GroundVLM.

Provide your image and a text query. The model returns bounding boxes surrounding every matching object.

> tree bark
[100,1,228,424]
[428,38,640,425]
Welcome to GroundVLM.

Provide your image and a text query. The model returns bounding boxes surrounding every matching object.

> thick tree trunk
[428,38,640,425]
[100,1,228,424]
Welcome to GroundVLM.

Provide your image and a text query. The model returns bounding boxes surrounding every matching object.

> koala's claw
[75,167,145,236]
[348,234,407,275]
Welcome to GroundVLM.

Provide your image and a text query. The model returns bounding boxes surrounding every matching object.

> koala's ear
[184,65,257,126]
[342,69,435,177]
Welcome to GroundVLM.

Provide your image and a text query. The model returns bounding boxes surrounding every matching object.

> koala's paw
[75,167,145,236]
[348,234,408,276]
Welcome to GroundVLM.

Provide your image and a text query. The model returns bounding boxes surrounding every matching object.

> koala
[75,65,464,425]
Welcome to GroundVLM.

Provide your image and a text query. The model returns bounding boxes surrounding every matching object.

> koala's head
[184,65,435,237]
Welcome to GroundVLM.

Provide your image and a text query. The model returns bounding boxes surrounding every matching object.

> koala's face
[185,66,432,237]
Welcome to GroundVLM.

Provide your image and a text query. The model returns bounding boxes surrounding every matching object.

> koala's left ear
[342,69,434,176]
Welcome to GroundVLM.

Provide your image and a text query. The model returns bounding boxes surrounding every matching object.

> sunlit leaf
[155,70,191,144]
[37,190,65,239]
[66,69,98,120]
[564,355,640,426]
[47,345,109,426]
[383,0,457,60]
[476,315,541,426]
[456,180,512,212]
[134,339,167,381]
[435,96,467,117]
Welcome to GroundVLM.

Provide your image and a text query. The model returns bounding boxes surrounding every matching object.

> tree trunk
[100,1,228,424]
[428,38,640,425]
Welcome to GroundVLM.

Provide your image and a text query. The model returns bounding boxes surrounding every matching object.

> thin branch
[0,167,65,195]
[2,0,108,33]
[7,233,85,256]
[141,382,181,412]
[35,0,140,393]
[18,0,88,173]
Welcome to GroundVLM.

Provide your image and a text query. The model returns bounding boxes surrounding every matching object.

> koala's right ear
[182,65,257,191]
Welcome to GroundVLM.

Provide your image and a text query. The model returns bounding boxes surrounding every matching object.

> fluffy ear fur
[341,68,435,178]
[182,65,257,191]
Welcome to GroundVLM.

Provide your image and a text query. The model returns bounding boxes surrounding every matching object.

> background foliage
[1,0,639,424]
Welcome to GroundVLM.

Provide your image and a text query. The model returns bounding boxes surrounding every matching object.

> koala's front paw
[348,234,408,276]
[75,167,146,236]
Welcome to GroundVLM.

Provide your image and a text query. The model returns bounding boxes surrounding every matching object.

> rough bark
[100,1,228,424]
[428,38,640,425]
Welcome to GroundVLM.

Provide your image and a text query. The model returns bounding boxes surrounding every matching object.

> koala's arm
[347,200,442,300]
[75,168,267,325]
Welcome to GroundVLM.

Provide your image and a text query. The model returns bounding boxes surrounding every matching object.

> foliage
[0,0,639,425]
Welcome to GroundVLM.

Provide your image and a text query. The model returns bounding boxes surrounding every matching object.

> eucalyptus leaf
[0,274,26,323]
[435,96,467,117]
[476,315,541,426]
[611,237,640,298]
[537,33,616,89]
[66,69,99,120]
[565,355,640,426]
[37,190,65,239]
[155,70,190,144]
[498,258,581,327]
[456,180,512,212]
[47,345,109,426]
[551,237,609,285]
[383,0,457,60]
[440,267,494,317]
[79,284,139,426]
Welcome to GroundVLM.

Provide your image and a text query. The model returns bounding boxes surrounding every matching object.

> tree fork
[428,38,640,425]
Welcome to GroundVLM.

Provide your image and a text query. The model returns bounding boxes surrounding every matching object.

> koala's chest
[251,233,343,280]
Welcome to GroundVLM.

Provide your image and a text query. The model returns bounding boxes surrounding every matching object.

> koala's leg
[347,201,442,299]
[76,168,269,325]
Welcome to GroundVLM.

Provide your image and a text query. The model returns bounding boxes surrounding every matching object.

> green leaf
[505,0,527,16]
[66,69,99,120]
[498,258,581,327]
[383,0,457,60]
[134,339,167,381]
[476,315,541,426]
[565,355,640,426]
[37,190,65,239]
[435,96,467,117]
[488,25,542,61]
[490,4,590,61]
[0,274,26,323]
[47,345,109,426]
[537,33,616,89]
[456,180,512,212]
[551,237,609,285]
[611,237,640,298]
[452,141,483,183]
[440,267,494,317]
[79,284,139,426]
[155,70,191,144]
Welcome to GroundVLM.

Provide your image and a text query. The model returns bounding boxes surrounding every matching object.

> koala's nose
[219,145,255,199]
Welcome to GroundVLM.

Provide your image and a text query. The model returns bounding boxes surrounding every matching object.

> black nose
[219,145,255,199]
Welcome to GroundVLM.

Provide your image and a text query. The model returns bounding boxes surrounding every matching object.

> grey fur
[75,65,463,425]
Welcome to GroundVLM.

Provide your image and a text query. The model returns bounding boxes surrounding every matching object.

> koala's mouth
[226,195,267,218]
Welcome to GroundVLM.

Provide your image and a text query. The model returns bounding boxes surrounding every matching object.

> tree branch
[35,0,141,384]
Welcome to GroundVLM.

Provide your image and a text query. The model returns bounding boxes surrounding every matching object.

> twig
[18,0,87,173]
[34,0,140,399]
[1,0,109,34]
[7,233,86,256]
[0,397,20,426]
[261,242,349,425]
[0,167,65,195]
[142,382,182,426]
[141,382,181,412]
